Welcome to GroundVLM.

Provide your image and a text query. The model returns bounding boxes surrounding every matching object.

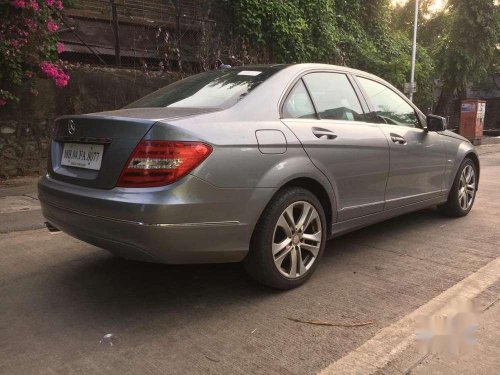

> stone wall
[0,66,179,178]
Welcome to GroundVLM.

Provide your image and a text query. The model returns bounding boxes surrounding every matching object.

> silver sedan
[38,64,479,289]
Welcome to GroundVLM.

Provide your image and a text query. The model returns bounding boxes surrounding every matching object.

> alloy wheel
[272,201,322,278]
[458,165,476,210]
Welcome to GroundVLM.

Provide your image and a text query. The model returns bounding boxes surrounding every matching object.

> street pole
[409,0,419,102]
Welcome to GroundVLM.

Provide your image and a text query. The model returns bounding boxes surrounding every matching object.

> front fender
[442,136,479,192]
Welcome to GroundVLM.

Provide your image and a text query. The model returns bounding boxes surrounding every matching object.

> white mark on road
[318,255,500,375]
[99,333,115,346]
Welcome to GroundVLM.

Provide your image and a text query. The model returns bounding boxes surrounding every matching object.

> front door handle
[313,127,337,140]
[390,133,407,145]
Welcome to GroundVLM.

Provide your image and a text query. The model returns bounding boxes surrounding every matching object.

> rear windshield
[125,65,287,109]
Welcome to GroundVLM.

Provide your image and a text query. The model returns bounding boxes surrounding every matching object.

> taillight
[117,141,212,188]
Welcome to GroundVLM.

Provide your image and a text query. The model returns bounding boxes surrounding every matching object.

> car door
[281,71,390,221]
[355,76,447,210]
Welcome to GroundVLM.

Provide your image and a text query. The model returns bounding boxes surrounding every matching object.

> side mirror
[426,115,447,132]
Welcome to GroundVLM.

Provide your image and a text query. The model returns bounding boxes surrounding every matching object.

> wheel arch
[274,177,335,238]
[464,152,480,190]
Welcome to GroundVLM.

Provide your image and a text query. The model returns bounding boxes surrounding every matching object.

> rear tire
[438,158,477,217]
[244,187,327,290]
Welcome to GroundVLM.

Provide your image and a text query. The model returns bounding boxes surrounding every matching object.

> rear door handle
[390,133,407,145]
[312,128,337,140]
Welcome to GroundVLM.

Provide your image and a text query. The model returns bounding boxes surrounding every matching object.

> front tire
[244,187,327,289]
[438,158,477,217]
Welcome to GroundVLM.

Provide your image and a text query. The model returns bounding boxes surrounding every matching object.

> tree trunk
[435,86,454,117]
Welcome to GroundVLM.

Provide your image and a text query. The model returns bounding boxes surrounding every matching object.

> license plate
[61,143,104,170]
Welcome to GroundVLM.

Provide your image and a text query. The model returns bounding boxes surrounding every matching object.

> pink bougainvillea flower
[56,42,64,54]
[44,0,63,8]
[39,61,70,88]
[47,21,59,33]
[39,61,57,77]
[29,0,39,11]
[24,18,37,29]
[11,0,26,8]
[0,98,7,107]
[54,74,69,87]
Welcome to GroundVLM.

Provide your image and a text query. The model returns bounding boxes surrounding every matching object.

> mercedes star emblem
[68,120,76,135]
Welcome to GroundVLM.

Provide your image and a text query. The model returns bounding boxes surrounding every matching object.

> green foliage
[0,0,69,106]
[393,0,499,103]
[436,0,499,96]
[232,0,337,62]
[392,0,448,45]
[228,0,435,109]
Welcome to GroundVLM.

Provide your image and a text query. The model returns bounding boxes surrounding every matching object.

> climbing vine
[0,0,70,106]
[225,0,436,108]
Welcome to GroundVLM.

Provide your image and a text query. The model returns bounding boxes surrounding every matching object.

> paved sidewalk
[477,143,500,156]
[410,299,500,375]
[0,177,43,233]
[319,255,500,375]
[1,142,500,375]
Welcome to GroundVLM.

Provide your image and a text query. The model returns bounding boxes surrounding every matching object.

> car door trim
[384,191,443,210]
[332,194,448,237]
[338,201,386,221]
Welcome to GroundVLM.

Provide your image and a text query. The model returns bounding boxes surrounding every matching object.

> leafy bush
[0,0,69,106]
[228,0,435,109]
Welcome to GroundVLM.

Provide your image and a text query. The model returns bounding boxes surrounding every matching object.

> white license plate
[61,143,104,170]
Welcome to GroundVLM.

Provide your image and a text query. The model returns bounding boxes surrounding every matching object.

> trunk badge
[68,120,76,135]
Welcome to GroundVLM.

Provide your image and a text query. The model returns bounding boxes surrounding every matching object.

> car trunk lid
[49,108,218,189]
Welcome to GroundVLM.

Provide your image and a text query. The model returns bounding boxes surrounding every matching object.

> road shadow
[51,207,451,326]
[322,207,455,258]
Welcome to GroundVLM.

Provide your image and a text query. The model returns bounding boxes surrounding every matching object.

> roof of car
[287,63,380,78]
[228,63,381,81]
[225,63,371,73]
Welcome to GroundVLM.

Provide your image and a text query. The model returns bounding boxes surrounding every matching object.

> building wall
[60,0,217,67]
[0,67,179,178]
[72,0,207,24]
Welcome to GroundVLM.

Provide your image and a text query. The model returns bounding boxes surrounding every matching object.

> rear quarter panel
[152,115,333,190]
[146,115,336,226]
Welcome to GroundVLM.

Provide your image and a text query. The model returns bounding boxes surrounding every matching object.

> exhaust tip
[45,221,61,233]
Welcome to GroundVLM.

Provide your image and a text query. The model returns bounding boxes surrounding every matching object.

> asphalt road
[1,151,500,375]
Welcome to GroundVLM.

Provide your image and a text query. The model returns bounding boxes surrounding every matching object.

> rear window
[126,66,287,109]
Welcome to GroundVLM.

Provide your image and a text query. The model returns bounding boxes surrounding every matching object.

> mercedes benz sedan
[38,64,479,289]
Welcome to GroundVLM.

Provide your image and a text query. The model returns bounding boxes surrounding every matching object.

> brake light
[117,141,212,187]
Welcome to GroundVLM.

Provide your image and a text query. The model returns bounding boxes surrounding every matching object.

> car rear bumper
[38,174,274,264]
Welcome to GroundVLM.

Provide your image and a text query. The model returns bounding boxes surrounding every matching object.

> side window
[282,80,316,119]
[302,73,365,121]
[357,77,419,127]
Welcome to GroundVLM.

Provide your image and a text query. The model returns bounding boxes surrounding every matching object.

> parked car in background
[38,64,479,289]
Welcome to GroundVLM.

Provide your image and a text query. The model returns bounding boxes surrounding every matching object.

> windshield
[125,65,287,109]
